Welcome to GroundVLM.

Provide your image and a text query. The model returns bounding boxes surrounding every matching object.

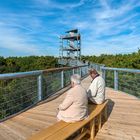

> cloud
[0,25,43,55]
[0,0,140,57]
[0,6,60,56]
[97,0,140,19]
[34,0,87,10]
[73,0,140,56]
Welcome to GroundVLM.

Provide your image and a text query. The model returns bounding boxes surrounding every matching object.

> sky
[0,0,140,57]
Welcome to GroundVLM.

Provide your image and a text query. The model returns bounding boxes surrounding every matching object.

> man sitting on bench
[57,74,88,122]
[87,68,105,104]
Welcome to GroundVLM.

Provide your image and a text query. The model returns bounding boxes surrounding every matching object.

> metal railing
[0,65,89,121]
[1,62,139,121]
[101,67,140,98]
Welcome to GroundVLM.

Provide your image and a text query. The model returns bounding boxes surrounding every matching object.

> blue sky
[0,0,140,57]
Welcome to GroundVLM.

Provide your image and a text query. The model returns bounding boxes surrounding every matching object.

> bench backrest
[28,100,108,140]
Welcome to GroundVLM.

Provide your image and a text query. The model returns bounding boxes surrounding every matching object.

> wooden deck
[0,76,140,140]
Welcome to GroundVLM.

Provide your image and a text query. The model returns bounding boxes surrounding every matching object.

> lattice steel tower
[59,29,81,62]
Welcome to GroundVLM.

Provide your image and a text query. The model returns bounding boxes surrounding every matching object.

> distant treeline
[82,50,140,69]
[0,50,140,74]
[0,56,58,74]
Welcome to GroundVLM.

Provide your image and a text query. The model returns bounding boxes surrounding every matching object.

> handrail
[91,63,105,66]
[42,65,88,73]
[101,67,140,74]
[0,65,88,80]
[0,65,89,121]
[0,70,42,80]
[100,66,140,97]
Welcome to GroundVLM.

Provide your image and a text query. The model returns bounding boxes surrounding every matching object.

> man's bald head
[88,68,98,75]
[88,68,99,79]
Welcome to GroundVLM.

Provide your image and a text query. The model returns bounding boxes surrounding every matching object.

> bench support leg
[98,113,101,130]
[90,119,95,140]
[104,106,108,121]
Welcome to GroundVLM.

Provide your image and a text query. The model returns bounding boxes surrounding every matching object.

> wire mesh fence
[101,67,140,98]
[1,64,139,121]
[64,69,73,86]
[74,68,80,75]
[0,76,38,120]
[81,66,88,77]
[0,65,88,121]
[105,70,114,88]
[118,71,140,98]
[42,71,62,99]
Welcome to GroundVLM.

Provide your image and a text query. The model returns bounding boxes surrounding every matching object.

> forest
[0,50,140,120]
[0,50,140,75]
[81,49,140,69]
[0,56,58,74]
[81,49,140,99]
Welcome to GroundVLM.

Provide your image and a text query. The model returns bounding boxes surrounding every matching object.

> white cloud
[0,0,140,56]
[76,0,140,56]
[97,0,139,19]
[0,25,44,55]
[0,7,59,56]
[34,0,87,10]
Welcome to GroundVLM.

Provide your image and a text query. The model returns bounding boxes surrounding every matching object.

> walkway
[0,76,140,140]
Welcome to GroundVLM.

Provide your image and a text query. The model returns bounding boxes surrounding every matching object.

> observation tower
[58,29,81,66]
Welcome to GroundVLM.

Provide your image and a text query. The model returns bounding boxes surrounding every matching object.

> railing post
[38,74,42,101]
[96,65,97,71]
[114,70,118,90]
[72,68,75,75]
[79,67,82,77]
[102,69,106,80]
[100,65,103,72]
[61,70,64,88]
[77,68,78,74]
[86,65,88,74]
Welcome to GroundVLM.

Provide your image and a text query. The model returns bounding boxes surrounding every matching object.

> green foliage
[82,50,140,69]
[1,51,140,120]
[105,71,140,98]
[82,50,140,98]
[0,77,38,119]
[0,56,58,74]
[0,56,59,120]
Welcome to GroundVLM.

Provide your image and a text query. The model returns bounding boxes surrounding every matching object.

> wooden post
[79,67,82,77]
[90,119,95,140]
[98,113,102,130]
[104,106,108,121]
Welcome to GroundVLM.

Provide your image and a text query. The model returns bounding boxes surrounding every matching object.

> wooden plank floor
[0,76,140,140]
[95,88,140,140]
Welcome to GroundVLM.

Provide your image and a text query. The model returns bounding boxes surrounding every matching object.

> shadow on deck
[0,76,140,140]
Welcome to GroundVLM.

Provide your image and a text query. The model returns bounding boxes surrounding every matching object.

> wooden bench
[28,100,108,140]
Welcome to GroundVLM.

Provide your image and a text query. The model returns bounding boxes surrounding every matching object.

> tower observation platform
[58,29,83,66]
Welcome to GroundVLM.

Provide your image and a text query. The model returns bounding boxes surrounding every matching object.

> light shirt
[87,75,105,104]
[57,84,88,122]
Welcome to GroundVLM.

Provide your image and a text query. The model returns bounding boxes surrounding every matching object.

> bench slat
[28,104,97,140]
[28,121,69,140]
[46,100,108,140]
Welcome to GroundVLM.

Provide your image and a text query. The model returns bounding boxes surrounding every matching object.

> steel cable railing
[90,63,140,98]
[1,63,139,121]
[0,65,89,121]
[101,67,140,98]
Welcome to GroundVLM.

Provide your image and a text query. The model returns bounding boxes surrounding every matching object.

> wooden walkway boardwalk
[0,76,140,140]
